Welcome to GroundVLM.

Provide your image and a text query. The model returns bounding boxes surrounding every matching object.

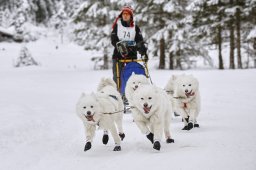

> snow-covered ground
[0,37,256,170]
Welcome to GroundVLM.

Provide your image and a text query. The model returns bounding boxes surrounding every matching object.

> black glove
[136,41,147,56]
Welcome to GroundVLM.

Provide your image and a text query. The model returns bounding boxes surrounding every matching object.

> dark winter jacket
[111,19,144,60]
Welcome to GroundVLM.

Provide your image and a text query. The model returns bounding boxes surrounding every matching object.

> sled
[115,40,151,111]
[116,59,149,95]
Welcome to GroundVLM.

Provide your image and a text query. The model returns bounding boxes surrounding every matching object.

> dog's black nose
[87,111,91,115]
[185,89,188,93]
[143,103,148,107]
[135,85,138,88]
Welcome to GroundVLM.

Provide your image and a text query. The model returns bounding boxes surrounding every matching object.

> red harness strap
[183,103,187,108]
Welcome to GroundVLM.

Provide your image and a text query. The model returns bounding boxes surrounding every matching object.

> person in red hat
[111,6,147,90]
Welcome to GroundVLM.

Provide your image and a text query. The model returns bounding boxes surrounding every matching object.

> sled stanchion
[143,61,153,84]
[116,61,121,92]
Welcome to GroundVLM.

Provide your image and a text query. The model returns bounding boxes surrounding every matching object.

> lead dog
[131,84,174,151]
[76,78,125,151]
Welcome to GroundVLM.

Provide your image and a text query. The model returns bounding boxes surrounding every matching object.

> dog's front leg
[108,123,121,151]
[84,124,96,151]
[150,118,163,151]
[164,113,175,143]
[188,108,198,129]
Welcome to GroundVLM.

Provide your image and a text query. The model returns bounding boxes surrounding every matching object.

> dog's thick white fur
[172,74,201,130]
[164,75,179,115]
[131,84,174,150]
[76,78,124,151]
[125,72,150,105]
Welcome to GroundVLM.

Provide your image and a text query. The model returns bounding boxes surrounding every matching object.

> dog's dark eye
[90,106,93,108]
[133,82,135,84]
[141,98,144,100]
[148,97,152,100]
[83,106,86,109]
[189,84,191,86]
[183,85,185,87]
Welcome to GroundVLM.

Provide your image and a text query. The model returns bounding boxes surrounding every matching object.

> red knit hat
[112,6,134,29]
[121,6,133,16]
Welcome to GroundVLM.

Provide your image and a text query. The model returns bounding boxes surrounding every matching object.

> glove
[136,41,147,56]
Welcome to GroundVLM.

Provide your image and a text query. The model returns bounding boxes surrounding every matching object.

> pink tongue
[186,91,194,97]
[87,116,94,121]
[143,107,150,113]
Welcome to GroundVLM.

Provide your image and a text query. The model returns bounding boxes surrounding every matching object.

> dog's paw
[113,146,121,151]
[188,122,193,130]
[194,123,200,128]
[84,142,91,151]
[119,133,125,141]
[102,134,109,145]
[146,132,154,144]
[153,141,161,151]
[182,126,188,130]
[166,138,174,143]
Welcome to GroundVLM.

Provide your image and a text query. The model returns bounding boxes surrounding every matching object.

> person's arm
[135,25,143,43]
[111,24,119,47]
[135,25,147,58]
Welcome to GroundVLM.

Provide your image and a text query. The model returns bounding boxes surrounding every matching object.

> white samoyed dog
[131,84,174,151]
[172,74,201,130]
[76,78,125,151]
[164,75,180,117]
[125,72,150,106]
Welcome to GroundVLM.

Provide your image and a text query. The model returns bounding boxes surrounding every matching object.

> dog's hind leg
[115,115,125,140]
[102,130,109,145]
[194,119,199,128]
[164,115,174,143]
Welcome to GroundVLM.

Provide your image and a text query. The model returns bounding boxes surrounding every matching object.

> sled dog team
[76,73,200,152]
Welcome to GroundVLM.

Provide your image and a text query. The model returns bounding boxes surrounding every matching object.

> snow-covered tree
[14,45,39,67]
[51,1,68,44]
[191,0,226,69]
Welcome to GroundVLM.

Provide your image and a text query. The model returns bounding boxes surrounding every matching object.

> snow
[0,36,256,170]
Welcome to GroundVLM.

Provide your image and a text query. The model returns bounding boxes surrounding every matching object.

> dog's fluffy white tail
[97,78,117,91]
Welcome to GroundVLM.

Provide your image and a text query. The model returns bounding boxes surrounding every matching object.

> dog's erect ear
[132,72,135,76]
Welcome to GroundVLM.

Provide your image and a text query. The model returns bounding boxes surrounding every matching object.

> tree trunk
[229,16,235,69]
[217,3,224,70]
[159,38,165,69]
[169,52,174,70]
[102,15,108,70]
[102,46,108,70]
[168,30,173,70]
[254,38,256,68]
[217,24,224,69]
[235,5,242,69]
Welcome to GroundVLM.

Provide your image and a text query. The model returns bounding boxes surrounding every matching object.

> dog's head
[133,85,158,118]
[126,72,149,93]
[165,75,179,96]
[174,75,199,98]
[76,93,101,123]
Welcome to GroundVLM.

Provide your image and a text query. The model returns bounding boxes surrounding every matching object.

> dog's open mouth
[143,105,152,114]
[133,86,138,91]
[85,115,95,122]
[185,90,195,98]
